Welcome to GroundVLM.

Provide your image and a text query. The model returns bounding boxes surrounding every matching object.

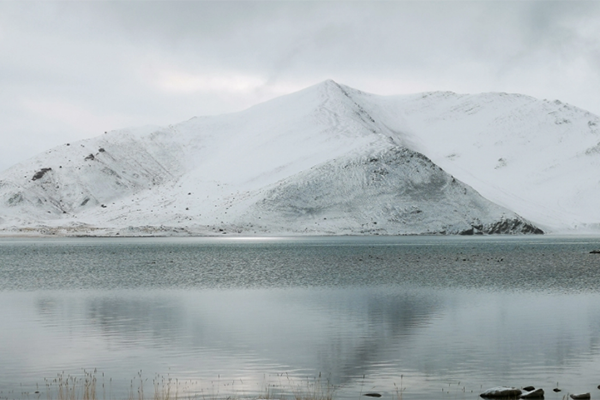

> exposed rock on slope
[0,128,184,220]
[238,145,541,235]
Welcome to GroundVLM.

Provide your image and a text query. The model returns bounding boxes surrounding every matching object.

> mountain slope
[233,144,540,235]
[0,80,558,235]
[345,88,600,232]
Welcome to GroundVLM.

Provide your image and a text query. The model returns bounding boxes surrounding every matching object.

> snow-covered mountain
[2,79,593,236]
[349,88,600,233]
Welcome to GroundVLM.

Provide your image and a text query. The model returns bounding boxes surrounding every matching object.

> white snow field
[0,79,595,236]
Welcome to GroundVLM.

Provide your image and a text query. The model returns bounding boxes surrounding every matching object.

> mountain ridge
[2,79,596,236]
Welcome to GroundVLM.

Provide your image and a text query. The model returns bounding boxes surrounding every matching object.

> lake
[1,236,600,400]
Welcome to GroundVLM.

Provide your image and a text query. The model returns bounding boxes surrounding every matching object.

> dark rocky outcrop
[520,388,544,398]
[570,393,590,400]
[487,219,543,234]
[460,220,543,235]
[480,387,522,398]
[32,168,52,181]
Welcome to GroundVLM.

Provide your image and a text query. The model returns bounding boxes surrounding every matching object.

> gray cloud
[1,1,600,171]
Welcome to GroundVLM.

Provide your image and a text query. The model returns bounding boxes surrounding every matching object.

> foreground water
[1,236,600,400]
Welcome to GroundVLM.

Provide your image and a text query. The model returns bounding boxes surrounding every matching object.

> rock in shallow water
[570,394,590,400]
[520,388,544,398]
[480,387,522,398]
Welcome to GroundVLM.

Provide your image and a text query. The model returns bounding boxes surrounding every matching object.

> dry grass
[43,369,99,400]
[267,373,334,400]
[20,371,336,400]
[36,369,180,400]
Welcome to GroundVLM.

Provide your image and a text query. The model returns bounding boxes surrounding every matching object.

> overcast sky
[1,1,599,172]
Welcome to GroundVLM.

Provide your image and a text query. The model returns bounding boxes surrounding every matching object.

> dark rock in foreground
[480,387,522,398]
[520,388,544,398]
[570,393,590,400]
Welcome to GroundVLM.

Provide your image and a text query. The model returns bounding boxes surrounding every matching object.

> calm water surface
[1,236,600,400]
